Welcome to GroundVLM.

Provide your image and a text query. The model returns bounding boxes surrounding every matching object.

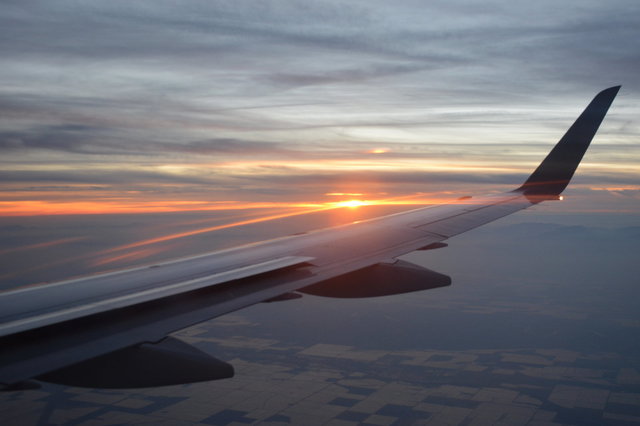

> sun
[369,148,389,154]
[336,199,368,208]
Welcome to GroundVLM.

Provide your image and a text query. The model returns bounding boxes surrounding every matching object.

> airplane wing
[0,86,620,390]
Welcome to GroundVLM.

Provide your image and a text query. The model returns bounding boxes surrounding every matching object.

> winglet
[516,86,620,196]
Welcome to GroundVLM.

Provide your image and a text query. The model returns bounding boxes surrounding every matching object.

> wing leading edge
[0,87,620,390]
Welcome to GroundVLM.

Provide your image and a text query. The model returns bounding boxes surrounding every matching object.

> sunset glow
[332,199,369,208]
[5,179,627,218]
[84,193,460,266]
[589,185,640,192]
[0,192,470,217]
[0,200,323,217]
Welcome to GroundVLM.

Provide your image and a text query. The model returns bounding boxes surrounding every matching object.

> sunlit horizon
[0,191,465,217]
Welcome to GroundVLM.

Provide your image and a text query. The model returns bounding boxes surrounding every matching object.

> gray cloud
[0,125,291,157]
[0,169,215,186]
[0,0,638,211]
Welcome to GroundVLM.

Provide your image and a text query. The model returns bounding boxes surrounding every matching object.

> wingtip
[601,85,621,96]
[517,86,620,197]
[592,85,621,109]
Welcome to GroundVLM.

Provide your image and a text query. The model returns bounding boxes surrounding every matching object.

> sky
[1,0,639,217]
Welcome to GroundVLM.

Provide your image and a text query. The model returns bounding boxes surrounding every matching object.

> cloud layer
[1,1,638,214]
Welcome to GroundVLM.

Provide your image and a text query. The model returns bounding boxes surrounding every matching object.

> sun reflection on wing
[0,190,486,279]
[95,205,337,257]
[1,190,469,272]
[90,246,173,267]
[92,196,441,259]
[0,237,86,256]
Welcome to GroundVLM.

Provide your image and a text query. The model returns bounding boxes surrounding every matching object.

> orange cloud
[0,200,324,217]
[589,185,640,191]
